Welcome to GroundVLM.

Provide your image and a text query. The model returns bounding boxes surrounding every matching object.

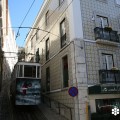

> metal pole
[70,108,72,120]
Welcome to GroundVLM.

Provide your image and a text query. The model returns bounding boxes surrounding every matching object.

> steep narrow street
[0,81,12,120]
[12,106,48,120]
[0,81,67,120]
[0,80,47,120]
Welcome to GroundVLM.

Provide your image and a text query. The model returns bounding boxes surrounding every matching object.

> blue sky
[8,0,44,47]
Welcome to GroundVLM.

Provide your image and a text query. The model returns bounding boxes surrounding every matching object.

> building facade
[0,0,18,90]
[25,0,120,119]
[0,0,3,91]
[18,47,25,62]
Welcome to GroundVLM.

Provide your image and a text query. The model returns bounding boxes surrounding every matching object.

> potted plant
[111,66,119,70]
[104,26,112,31]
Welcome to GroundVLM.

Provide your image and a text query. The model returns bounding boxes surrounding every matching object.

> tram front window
[24,65,36,77]
[37,66,40,78]
[19,65,23,77]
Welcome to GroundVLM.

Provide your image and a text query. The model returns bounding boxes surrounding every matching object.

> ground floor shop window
[96,98,120,113]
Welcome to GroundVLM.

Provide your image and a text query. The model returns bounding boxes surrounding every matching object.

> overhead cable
[15,0,36,40]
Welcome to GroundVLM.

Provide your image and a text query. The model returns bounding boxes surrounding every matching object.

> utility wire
[20,27,59,37]
[23,0,63,46]
[33,0,74,46]
[13,0,62,46]
[1,26,59,37]
[8,0,73,49]
[25,0,61,40]
[25,0,73,50]
[15,0,36,40]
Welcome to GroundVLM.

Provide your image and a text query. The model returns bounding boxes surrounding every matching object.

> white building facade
[25,0,120,120]
[1,0,18,84]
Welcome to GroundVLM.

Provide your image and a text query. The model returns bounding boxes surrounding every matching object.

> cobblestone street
[0,82,12,120]
[12,106,48,120]
[0,81,48,120]
[0,81,67,120]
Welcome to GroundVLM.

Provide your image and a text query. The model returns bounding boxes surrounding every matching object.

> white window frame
[60,18,66,48]
[102,53,114,70]
[96,15,109,28]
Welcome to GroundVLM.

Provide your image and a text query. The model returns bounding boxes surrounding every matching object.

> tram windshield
[17,65,40,78]
[24,65,36,77]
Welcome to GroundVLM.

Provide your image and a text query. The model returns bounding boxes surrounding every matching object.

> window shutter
[102,55,107,69]
[107,55,113,70]
[96,16,101,27]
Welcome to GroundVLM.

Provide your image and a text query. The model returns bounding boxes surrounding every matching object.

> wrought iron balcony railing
[99,70,120,84]
[94,27,119,43]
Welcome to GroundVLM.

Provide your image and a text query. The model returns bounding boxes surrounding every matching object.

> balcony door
[96,15,109,28]
[101,53,114,83]
[102,54,114,70]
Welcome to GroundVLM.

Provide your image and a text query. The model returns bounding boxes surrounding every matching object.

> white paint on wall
[67,0,83,40]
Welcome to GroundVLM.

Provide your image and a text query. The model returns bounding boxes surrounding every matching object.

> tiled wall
[85,41,120,85]
[80,0,120,40]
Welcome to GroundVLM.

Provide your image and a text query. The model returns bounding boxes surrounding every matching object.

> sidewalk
[38,104,68,120]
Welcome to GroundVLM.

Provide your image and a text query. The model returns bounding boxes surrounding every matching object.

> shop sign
[101,85,120,93]
[88,85,120,94]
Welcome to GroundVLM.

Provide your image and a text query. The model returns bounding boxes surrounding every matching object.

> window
[45,10,49,26]
[36,30,39,40]
[31,39,33,49]
[0,38,1,48]
[35,48,40,63]
[37,66,40,78]
[102,53,114,70]
[19,65,23,77]
[60,18,66,48]
[24,65,36,78]
[96,15,109,28]
[96,98,120,113]
[59,0,64,6]
[62,55,69,88]
[46,67,50,91]
[115,0,120,5]
[46,38,49,61]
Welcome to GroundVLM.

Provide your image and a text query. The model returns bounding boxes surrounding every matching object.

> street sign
[68,87,78,97]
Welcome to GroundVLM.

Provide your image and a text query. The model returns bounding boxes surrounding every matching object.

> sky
[8,0,44,47]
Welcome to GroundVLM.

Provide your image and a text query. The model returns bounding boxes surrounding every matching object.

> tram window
[19,65,23,77]
[37,66,40,78]
[17,65,19,77]
[24,65,36,77]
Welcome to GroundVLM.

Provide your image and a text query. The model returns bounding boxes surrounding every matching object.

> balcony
[99,70,120,84]
[94,27,119,43]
